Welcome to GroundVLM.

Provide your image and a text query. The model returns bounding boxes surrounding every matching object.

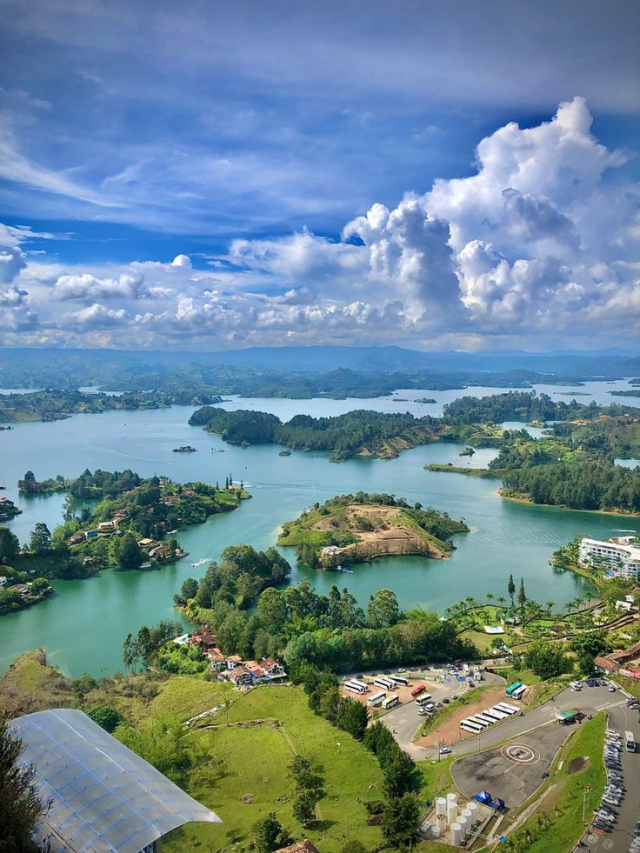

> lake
[1,382,639,678]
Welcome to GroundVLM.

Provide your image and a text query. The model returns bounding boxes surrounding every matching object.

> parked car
[439,746,451,755]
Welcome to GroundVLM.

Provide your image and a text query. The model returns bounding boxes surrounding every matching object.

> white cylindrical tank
[467,801,478,821]
[461,808,472,823]
[447,793,458,806]
[431,824,440,839]
[458,816,468,840]
[451,822,462,847]
[436,797,447,817]
[447,801,457,825]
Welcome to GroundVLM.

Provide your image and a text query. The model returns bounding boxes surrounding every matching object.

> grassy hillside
[165,686,385,853]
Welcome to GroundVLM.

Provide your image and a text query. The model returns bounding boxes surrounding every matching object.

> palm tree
[497,596,506,609]
[546,601,555,616]
[486,593,494,603]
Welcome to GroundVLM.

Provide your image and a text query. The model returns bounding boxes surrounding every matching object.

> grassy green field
[164,685,385,853]
[503,713,606,853]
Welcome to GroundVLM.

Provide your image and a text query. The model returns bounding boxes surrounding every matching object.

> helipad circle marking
[602,840,613,849]
[587,835,597,844]
[502,744,539,764]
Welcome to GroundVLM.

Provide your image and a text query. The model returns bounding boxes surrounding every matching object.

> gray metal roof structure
[8,708,221,853]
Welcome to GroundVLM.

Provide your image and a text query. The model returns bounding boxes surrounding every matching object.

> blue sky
[0,0,639,351]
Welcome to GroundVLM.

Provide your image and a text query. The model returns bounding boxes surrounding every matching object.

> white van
[570,681,583,691]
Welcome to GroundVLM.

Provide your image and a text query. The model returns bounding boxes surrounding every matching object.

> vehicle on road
[625,730,635,752]
[439,746,451,755]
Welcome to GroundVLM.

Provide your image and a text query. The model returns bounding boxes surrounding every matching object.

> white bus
[487,707,509,720]
[511,684,527,700]
[382,694,399,710]
[391,675,410,687]
[416,693,433,706]
[495,702,518,715]
[344,680,367,695]
[478,710,502,722]
[474,713,496,726]
[374,677,395,691]
[367,690,386,707]
[460,720,482,733]
[466,715,490,729]
[625,730,635,753]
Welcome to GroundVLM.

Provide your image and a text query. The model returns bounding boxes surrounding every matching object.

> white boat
[190,557,210,568]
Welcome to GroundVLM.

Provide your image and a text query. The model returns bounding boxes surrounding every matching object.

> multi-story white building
[578,537,640,581]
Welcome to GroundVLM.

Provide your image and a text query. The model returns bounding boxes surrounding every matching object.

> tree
[569,632,609,676]
[87,705,124,733]
[116,532,144,569]
[254,813,291,853]
[367,588,400,628]
[0,526,20,563]
[524,640,573,679]
[0,713,49,852]
[257,587,288,635]
[338,697,369,740]
[517,578,527,611]
[508,574,516,606]
[382,751,419,799]
[289,754,323,827]
[342,843,367,853]
[29,522,52,555]
[381,792,421,848]
[180,577,198,602]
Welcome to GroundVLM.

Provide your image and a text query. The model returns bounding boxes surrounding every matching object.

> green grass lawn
[149,676,234,719]
[164,685,385,853]
[503,713,606,853]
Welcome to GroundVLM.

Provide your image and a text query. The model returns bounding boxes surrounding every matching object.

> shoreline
[498,490,640,519]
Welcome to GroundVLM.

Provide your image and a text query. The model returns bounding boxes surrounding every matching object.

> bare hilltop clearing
[277,492,469,568]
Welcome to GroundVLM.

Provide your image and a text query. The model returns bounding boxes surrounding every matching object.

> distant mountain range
[0,345,638,379]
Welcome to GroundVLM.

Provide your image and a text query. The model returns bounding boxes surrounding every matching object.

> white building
[578,537,640,581]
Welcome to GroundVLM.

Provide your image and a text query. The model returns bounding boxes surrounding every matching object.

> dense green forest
[174,546,477,674]
[502,462,640,513]
[189,407,442,460]
[0,389,221,423]
[441,391,634,425]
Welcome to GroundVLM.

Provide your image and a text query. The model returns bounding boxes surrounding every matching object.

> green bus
[505,681,522,697]
[382,695,399,710]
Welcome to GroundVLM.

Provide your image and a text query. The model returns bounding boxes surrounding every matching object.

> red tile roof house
[229,666,253,687]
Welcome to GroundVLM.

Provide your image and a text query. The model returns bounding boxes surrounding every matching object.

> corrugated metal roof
[9,709,221,853]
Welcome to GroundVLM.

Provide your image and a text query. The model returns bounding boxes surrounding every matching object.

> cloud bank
[1,99,639,350]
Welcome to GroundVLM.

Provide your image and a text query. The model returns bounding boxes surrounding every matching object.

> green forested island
[0,470,251,616]
[189,407,443,461]
[277,492,469,567]
[0,389,222,423]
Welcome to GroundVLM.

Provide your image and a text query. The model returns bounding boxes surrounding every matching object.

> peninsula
[277,492,469,568]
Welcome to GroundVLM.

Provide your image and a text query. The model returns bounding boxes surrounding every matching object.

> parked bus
[382,695,399,710]
[460,720,482,733]
[487,707,509,720]
[411,684,427,697]
[466,715,490,729]
[344,680,367,695]
[391,675,409,687]
[625,730,636,753]
[495,703,518,715]
[506,681,522,697]
[480,710,504,722]
[374,677,395,691]
[511,684,527,700]
[416,694,433,706]
[474,713,496,726]
[367,691,386,707]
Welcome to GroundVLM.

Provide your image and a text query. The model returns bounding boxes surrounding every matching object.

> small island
[277,492,469,568]
[416,397,437,404]
[172,445,197,453]
[0,497,21,520]
[459,446,475,457]
[278,449,292,456]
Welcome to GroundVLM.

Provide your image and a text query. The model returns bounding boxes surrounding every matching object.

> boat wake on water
[190,557,210,568]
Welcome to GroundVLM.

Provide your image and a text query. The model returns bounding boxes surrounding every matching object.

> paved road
[385,682,630,760]
[577,700,640,853]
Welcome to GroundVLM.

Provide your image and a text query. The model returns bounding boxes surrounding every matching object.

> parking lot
[451,722,570,810]
[578,700,640,853]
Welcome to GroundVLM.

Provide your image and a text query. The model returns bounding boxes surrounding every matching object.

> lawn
[164,685,385,853]
[502,713,607,853]
[149,676,234,719]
